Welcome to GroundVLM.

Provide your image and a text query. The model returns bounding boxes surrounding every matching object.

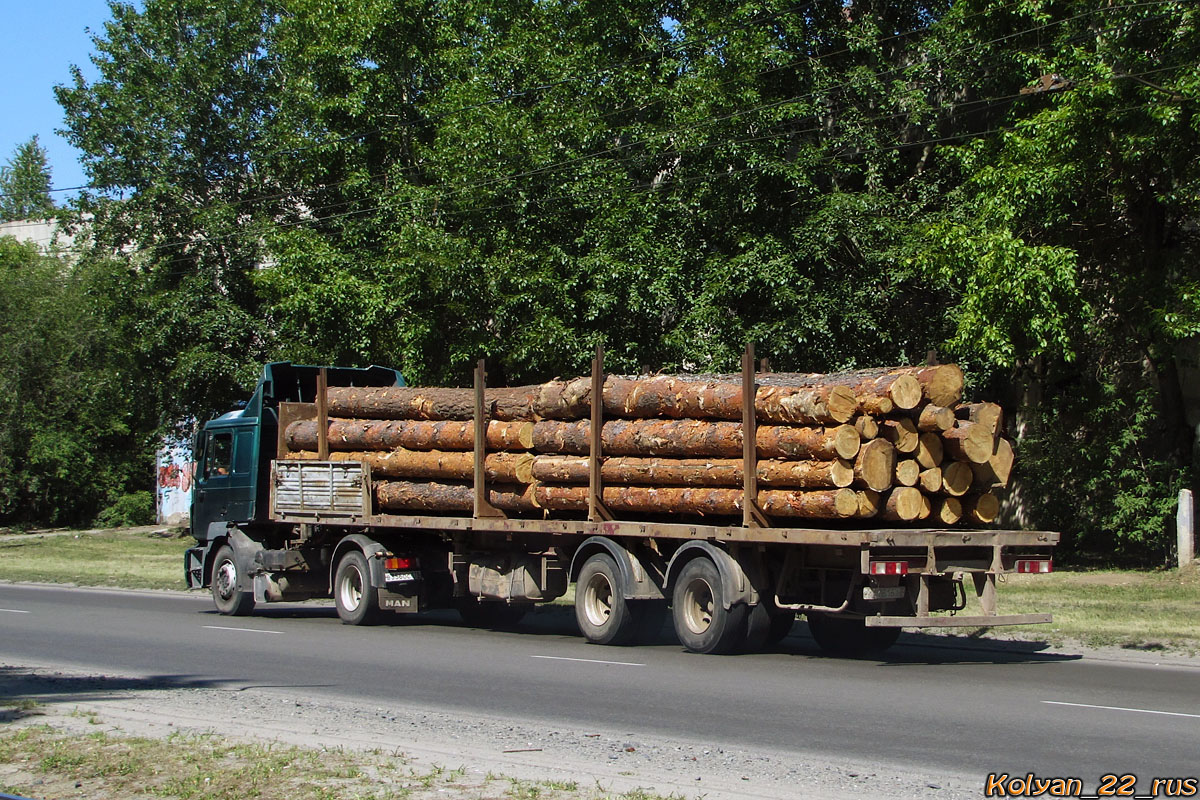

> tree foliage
[0,136,54,222]
[15,0,1196,558]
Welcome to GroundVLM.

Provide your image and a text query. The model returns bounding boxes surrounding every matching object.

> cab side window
[205,433,233,479]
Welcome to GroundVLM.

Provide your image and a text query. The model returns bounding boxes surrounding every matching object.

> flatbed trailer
[185,357,1057,656]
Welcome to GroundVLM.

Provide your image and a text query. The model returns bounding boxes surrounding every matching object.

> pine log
[290,449,533,483]
[853,415,879,440]
[285,418,534,452]
[375,481,540,513]
[971,437,1015,488]
[533,485,859,519]
[857,395,895,416]
[963,492,1000,524]
[530,419,860,460]
[942,421,995,464]
[528,455,854,489]
[758,369,920,411]
[933,496,964,526]
[853,438,897,492]
[918,466,943,494]
[941,461,973,496]
[910,364,965,407]
[879,487,926,522]
[327,380,591,422]
[955,402,1004,437]
[856,490,882,518]
[895,459,920,487]
[913,404,955,432]
[881,417,919,454]
[915,432,944,469]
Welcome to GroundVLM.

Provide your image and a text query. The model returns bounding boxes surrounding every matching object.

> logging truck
[184,357,1058,656]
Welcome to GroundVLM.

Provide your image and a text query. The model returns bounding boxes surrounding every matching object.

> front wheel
[211,544,254,616]
[671,558,747,655]
[334,550,381,626]
[806,612,901,657]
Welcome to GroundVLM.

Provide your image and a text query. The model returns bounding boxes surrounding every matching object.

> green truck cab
[184,362,403,596]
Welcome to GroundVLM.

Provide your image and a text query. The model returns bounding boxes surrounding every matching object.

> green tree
[0,136,54,221]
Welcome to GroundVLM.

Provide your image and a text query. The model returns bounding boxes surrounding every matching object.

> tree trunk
[879,487,928,522]
[915,432,944,469]
[941,422,995,464]
[882,417,919,453]
[853,438,897,492]
[955,402,1004,437]
[289,449,534,483]
[963,492,999,524]
[326,379,591,421]
[941,461,973,496]
[913,404,955,432]
[529,455,854,488]
[971,437,1015,488]
[918,466,943,494]
[375,480,540,513]
[895,459,920,487]
[533,485,859,519]
[285,418,534,452]
[856,489,882,518]
[932,496,963,525]
[853,415,879,440]
[530,419,860,460]
[602,376,858,424]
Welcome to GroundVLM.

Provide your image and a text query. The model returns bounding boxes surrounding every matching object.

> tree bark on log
[532,485,859,519]
[286,418,535,452]
[909,365,964,408]
[289,449,534,483]
[913,404,955,432]
[853,438,896,492]
[529,455,854,488]
[602,377,858,424]
[327,380,591,422]
[941,422,995,464]
[375,481,540,513]
[530,419,860,460]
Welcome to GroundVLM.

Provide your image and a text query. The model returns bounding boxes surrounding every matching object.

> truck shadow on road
[0,665,237,721]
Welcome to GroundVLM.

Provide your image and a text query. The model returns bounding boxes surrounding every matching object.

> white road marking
[202,625,283,635]
[1043,700,1200,720]
[531,655,644,667]
[0,608,30,614]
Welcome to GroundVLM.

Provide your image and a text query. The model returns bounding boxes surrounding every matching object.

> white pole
[1178,489,1195,568]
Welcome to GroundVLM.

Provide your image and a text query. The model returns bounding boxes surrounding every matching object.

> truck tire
[455,599,528,629]
[211,544,255,616]
[334,550,382,626]
[575,553,665,645]
[671,558,747,655]
[806,612,901,657]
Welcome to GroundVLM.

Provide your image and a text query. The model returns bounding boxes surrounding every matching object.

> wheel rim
[581,571,614,628]
[680,577,715,635]
[338,564,363,612]
[215,560,237,602]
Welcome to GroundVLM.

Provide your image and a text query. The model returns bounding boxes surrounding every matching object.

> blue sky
[1,1,112,198]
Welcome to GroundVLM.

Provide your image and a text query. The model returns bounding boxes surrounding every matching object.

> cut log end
[854,439,897,492]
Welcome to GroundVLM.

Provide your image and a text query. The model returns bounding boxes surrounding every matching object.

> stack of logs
[282,364,1014,525]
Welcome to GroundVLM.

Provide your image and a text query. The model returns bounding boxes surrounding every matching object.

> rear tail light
[1015,559,1053,574]
[870,561,909,576]
[385,557,415,570]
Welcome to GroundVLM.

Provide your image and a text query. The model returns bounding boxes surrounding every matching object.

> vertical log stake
[1179,489,1195,567]
[473,360,504,519]
[316,368,329,461]
[742,343,769,528]
[589,345,613,522]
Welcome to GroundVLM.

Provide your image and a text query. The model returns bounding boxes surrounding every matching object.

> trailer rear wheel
[334,550,381,626]
[575,553,665,645]
[741,601,795,652]
[807,612,900,657]
[671,558,747,655]
[211,544,254,616]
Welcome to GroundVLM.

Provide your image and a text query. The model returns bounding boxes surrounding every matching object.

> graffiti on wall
[157,443,194,525]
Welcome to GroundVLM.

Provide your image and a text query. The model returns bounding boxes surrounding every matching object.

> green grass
[0,527,190,590]
[967,566,1200,652]
[0,724,680,800]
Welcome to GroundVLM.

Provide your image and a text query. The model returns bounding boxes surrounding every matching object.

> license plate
[385,571,416,583]
[863,586,906,601]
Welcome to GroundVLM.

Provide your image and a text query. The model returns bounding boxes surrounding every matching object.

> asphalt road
[1,583,1197,789]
